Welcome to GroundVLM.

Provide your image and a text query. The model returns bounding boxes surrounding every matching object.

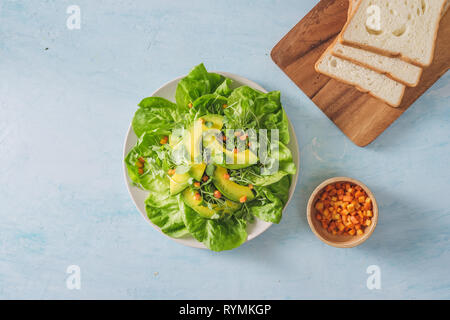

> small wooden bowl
[307,177,378,248]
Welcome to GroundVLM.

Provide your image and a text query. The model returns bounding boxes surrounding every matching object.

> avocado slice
[183,115,224,163]
[184,121,203,163]
[206,138,258,169]
[213,166,255,202]
[169,164,207,195]
[201,114,224,131]
[182,188,241,219]
[169,115,224,195]
[170,172,191,195]
[191,163,206,181]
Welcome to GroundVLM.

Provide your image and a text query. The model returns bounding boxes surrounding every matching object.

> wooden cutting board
[271,0,450,147]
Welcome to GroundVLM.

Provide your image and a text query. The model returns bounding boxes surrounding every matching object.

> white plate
[123,72,300,249]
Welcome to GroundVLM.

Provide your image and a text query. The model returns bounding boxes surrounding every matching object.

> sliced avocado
[213,166,255,202]
[222,198,242,214]
[184,120,203,163]
[182,188,241,219]
[206,138,258,169]
[191,163,206,181]
[201,114,224,131]
[183,115,224,163]
[169,164,207,194]
[170,172,191,195]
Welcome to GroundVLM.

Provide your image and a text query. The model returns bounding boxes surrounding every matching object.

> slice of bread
[340,0,447,67]
[315,45,405,107]
[332,42,422,86]
[337,0,422,86]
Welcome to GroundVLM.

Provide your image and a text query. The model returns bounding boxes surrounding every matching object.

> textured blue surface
[0,0,449,299]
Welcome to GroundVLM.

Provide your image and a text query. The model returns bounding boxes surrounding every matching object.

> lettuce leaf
[175,63,227,108]
[146,194,189,238]
[214,78,233,97]
[132,97,187,138]
[126,133,189,238]
[267,176,291,205]
[183,203,248,251]
[189,94,228,118]
[224,86,290,144]
[125,133,167,190]
[248,187,284,224]
[244,142,296,187]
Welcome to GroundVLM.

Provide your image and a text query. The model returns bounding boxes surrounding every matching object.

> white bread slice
[315,45,406,107]
[332,42,422,86]
[340,0,447,67]
[335,0,423,87]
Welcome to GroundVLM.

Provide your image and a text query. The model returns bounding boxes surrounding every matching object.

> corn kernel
[357,229,364,236]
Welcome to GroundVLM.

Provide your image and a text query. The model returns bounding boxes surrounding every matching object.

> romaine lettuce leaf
[267,176,291,205]
[132,97,186,138]
[126,134,189,238]
[225,86,290,144]
[248,187,284,224]
[175,63,227,108]
[189,94,228,118]
[146,194,189,238]
[244,142,296,187]
[214,78,233,97]
[183,203,248,251]
[125,133,168,190]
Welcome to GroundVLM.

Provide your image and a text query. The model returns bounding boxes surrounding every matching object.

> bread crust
[339,0,447,67]
[331,48,423,87]
[314,40,405,107]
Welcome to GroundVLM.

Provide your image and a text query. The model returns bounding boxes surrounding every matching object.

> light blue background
[1,0,449,299]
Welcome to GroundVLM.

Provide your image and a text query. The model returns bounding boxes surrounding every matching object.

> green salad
[125,64,296,251]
